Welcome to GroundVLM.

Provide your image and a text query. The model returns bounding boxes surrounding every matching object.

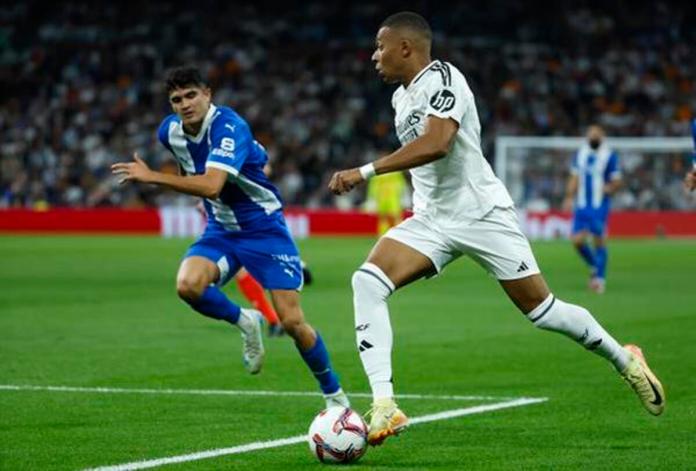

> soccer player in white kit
[329,12,665,446]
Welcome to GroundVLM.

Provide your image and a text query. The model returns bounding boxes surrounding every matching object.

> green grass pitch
[1,235,694,470]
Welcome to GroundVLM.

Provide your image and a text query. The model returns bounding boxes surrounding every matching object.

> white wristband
[359,163,376,180]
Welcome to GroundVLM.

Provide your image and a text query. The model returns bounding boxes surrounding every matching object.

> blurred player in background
[112,66,348,408]
[330,12,664,446]
[364,151,408,235]
[563,125,622,294]
[684,118,696,191]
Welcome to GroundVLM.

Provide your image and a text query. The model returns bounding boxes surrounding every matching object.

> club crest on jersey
[429,90,456,112]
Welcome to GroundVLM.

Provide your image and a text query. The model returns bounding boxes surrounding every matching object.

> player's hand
[562,196,573,213]
[685,170,696,192]
[329,168,363,195]
[111,152,153,184]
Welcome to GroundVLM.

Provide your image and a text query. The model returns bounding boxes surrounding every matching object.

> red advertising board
[1,208,695,238]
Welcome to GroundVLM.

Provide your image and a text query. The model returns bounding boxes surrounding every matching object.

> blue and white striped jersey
[570,144,620,211]
[691,118,696,167]
[158,104,283,233]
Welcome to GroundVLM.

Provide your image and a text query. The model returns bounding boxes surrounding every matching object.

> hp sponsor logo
[429,90,456,112]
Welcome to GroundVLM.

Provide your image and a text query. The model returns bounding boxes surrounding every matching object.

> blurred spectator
[1,1,694,210]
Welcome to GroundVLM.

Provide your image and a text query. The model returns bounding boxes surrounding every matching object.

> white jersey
[391,60,513,221]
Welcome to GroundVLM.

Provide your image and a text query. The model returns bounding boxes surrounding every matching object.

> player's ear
[400,38,412,58]
[202,87,212,99]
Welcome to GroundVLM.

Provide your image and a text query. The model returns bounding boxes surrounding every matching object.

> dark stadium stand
[1,1,694,209]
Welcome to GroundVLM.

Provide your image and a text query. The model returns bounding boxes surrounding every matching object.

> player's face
[169,86,211,127]
[372,27,403,83]
[586,125,605,149]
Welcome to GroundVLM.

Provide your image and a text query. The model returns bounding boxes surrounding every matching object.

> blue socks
[188,289,340,395]
[576,243,596,269]
[595,246,608,279]
[298,333,340,395]
[576,243,608,281]
[188,285,241,325]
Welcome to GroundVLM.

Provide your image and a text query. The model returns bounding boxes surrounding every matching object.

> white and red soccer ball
[308,407,368,464]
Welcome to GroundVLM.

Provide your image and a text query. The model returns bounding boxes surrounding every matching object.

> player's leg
[500,273,664,415]
[571,212,597,279]
[234,267,283,335]
[301,260,314,286]
[235,222,348,407]
[500,273,630,369]
[269,289,347,407]
[377,212,390,236]
[589,214,609,293]
[572,231,595,267]
[355,237,437,400]
[590,235,607,293]
[353,217,450,445]
[178,244,264,374]
[480,207,664,414]
[177,256,241,324]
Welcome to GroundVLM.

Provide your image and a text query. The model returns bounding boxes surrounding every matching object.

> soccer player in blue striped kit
[563,125,622,294]
[685,118,696,191]
[112,66,349,409]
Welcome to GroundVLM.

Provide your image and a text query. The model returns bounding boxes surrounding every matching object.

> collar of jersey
[183,104,218,143]
[406,60,438,89]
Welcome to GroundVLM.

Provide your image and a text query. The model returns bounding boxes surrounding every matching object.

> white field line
[0,384,521,401]
[84,397,547,471]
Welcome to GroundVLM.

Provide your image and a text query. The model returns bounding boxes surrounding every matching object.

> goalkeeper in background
[364,151,408,236]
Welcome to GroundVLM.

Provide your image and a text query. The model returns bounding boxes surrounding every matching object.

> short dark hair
[381,11,432,41]
[164,66,207,93]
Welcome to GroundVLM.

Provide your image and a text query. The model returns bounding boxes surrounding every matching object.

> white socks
[236,308,256,333]
[352,263,396,400]
[352,264,630,401]
[527,294,630,371]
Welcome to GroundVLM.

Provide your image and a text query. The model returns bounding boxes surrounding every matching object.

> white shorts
[383,207,540,280]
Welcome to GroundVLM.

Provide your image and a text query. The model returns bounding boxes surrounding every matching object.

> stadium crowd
[1,1,694,210]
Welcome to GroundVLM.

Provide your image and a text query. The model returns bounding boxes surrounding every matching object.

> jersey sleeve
[157,118,173,152]
[691,118,696,165]
[205,117,252,177]
[605,152,621,181]
[423,65,469,125]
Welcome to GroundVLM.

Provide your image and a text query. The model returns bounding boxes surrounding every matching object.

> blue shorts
[184,217,303,290]
[572,209,608,237]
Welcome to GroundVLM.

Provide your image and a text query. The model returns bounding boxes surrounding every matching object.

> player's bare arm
[562,174,578,211]
[111,152,227,199]
[603,178,622,195]
[329,116,457,195]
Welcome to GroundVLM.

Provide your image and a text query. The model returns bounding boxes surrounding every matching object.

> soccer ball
[307,407,368,464]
